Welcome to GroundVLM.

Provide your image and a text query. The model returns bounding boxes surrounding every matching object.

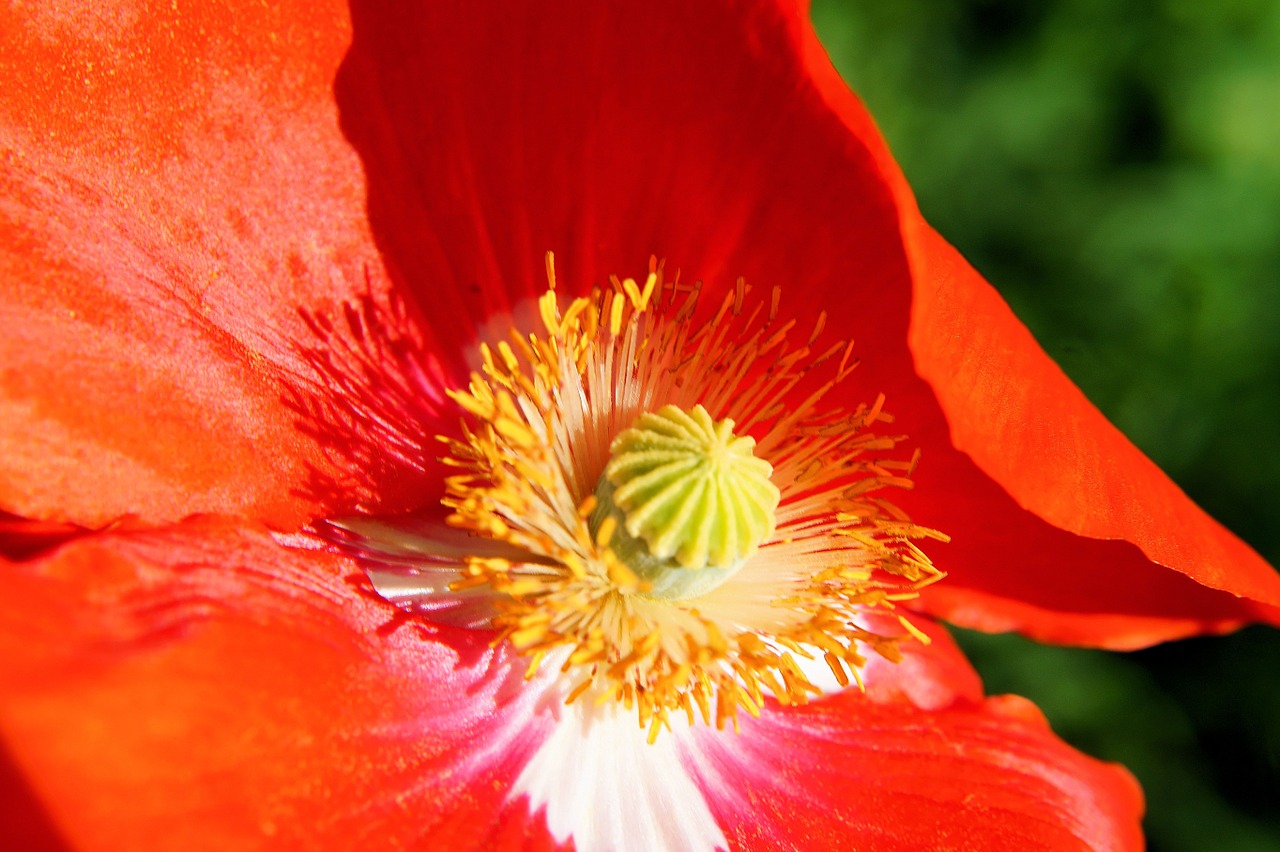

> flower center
[354,253,948,740]
[588,404,779,599]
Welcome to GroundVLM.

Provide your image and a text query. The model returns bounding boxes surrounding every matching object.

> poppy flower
[2,1,1278,851]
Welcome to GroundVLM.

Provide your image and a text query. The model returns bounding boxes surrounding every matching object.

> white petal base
[511,696,727,852]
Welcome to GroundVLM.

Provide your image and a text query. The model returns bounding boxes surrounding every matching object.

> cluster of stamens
[437,254,946,741]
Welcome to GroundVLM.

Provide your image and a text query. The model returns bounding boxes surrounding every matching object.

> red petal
[0,745,69,852]
[858,614,985,708]
[335,0,1280,644]
[0,2,442,528]
[0,518,560,850]
[778,8,1280,638]
[335,0,908,356]
[690,621,1144,852]
[0,512,89,562]
[900,223,1280,643]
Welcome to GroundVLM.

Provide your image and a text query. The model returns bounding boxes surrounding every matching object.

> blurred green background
[811,1,1280,849]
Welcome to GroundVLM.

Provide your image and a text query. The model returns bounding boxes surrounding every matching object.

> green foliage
[812,2,1280,849]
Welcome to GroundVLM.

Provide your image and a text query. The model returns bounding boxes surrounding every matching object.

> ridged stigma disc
[604,404,780,571]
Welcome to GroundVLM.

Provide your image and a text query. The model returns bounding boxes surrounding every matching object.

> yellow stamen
[438,253,946,734]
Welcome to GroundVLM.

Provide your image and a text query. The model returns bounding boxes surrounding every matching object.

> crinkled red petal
[0,518,561,850]
[0,1,443,529]
[335,0,910,370]
[783,3,1280,639]
[693,691,1144,852]
[0,744,68,852]
[688,620,1144,852]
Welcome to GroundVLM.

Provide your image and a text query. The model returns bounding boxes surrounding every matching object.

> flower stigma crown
[390,254,947,742]
[589,403,780,600]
